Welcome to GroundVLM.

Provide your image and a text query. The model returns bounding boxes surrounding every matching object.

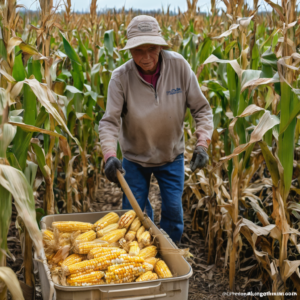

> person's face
[130,44,162,74]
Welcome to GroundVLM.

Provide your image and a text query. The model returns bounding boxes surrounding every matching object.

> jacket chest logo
[166,88,182,96]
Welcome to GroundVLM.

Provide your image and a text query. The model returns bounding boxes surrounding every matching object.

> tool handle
[116,169,151,229]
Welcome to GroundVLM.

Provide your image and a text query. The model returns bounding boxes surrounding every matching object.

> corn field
[1,0,300,298]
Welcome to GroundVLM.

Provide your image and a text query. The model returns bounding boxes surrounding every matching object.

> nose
[144,51,150,60]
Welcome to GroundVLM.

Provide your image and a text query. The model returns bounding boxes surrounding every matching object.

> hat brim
[120,36,169,51]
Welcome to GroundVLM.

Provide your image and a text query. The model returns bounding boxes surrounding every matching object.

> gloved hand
[190,146,209,172]
[105,157,124,184]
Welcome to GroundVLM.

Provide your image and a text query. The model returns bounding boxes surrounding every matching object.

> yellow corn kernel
[116,254,144,264]
[100,229,126,243]
[138,246,157,259]
[124,230,136,242]
[96,223,119,238]
[136,271,158,282]
[118,210,136,229]
[73,240,109,254]
[94,248,126,259]
[138,231,151,246]
[105,262,146,283]
[154,260,173,278]
[87,247,124,259]
[46,252,55,262]
[129,217,141,232]
[136,226,145,240]
[67,271,105,285]
[129,241,140,256]
[52,221,93,232]
[145,257,159,267]
[61,254,85,267]
[63,252,121,275]
[94,212,119,231]
[43,229,54,242]
[75,230,96,243]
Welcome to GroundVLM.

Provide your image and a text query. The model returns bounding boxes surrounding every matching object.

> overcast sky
[18,0,226,13]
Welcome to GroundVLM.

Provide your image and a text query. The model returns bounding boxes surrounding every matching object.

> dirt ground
[7,175,249,300]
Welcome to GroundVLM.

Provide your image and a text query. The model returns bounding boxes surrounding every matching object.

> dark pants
[122,153,184,243]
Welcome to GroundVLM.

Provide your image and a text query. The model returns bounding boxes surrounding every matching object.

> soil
[7,175,249,300]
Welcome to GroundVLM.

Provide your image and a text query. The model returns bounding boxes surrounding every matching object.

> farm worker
[98,15,213,243]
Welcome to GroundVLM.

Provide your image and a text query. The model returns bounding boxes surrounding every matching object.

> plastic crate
[35,210,193,300]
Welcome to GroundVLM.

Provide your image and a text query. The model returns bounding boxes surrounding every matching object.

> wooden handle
[116,169,151,229]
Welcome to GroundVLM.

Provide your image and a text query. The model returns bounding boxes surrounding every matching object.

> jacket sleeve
[184,60,213,149]
[98,78,124,161]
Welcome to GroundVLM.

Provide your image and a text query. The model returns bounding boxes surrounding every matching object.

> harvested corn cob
[62,252,122,275]
[87,247,125,259]
[43,229,54,242]
[94,249,126,259]
[75,230,96,243]
[100,229,126,243]
[118,210,136,229]
[124,230,136,242]
[105,263,147,283]
[129,218,141,232]
[136,226,145,240]
[53,221,93,233]
[145,257,159,267]
[46,252,55,262]
[138,246,157,259]
[96,223,119,238]
[138,231,151,246]
[67,271,105,285]
[61,254,85,267]
[154,260,173,278]
[114,254,144,264]
[129,241,140,256]
[74,240,108,254]
[94,212,119,231]
[136,271,158,282]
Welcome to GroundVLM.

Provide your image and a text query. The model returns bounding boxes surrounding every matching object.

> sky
[17,0,221,13]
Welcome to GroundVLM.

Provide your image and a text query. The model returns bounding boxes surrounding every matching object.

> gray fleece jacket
[98,50,213,167]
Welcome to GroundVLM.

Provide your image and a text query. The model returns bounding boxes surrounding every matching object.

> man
[98,15,213,243]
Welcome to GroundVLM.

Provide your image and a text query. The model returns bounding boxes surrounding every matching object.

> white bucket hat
[121,15,169,51]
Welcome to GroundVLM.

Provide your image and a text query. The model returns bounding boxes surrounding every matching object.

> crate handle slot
[109,293,167,300]
[99,282,161,294]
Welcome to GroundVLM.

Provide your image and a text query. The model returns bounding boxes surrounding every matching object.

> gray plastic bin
[35,210,193,300]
